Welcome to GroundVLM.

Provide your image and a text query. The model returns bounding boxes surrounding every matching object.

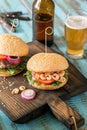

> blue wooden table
[0,0,87,130]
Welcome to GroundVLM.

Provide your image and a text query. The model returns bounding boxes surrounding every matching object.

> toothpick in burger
[26,53,69,90]
[0,34,29,76]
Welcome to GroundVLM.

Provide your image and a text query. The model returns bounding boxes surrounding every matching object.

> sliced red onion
[31,72,34,77]
[21,89,36,100]
[6,56,21,64]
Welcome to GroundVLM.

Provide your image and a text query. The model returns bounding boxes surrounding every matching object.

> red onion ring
[6,56,21,64]
[21,89,36,100]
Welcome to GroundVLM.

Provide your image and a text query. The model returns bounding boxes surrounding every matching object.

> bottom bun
[28,77,68,90]
[0,69,23,77]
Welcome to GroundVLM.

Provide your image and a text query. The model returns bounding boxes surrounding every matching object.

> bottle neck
[37,0,50,1]
[33,0,54,17]
[35,0,48,3]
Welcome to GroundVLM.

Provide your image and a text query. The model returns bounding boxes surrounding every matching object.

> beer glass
[65,10,87,59]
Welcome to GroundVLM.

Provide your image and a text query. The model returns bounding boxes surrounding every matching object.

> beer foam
[65,15,87,29]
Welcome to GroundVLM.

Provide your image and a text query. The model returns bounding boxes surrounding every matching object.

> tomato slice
[35,78,55,85]
[0,54,7,60]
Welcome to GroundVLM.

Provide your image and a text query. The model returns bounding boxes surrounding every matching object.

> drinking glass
[65,9,87,59]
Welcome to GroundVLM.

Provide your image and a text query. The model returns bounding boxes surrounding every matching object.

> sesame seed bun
[0,34,29,56]
[0,34,29,77]
[27,53,69,72]
[27,53,69,90]
[0,69,23,77]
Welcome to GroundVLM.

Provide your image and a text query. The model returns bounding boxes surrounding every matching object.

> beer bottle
[32,0,55,47]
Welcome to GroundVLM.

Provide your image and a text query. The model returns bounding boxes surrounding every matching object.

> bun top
[27,53,69,72]
[0,34,29,56]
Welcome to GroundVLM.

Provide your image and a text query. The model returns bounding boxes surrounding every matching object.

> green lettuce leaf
[0,58,27,75]
[25,70,62,86]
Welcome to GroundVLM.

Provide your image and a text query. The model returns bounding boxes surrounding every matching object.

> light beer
[65,15,87,59]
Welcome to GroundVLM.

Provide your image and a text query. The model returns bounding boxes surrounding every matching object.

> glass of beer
[65,10,87,59]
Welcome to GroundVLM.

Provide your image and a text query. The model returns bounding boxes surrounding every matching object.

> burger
[0,34,29,76]
[26,52,69,90]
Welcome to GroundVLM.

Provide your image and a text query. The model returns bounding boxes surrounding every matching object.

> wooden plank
[48,96,84,130]
[0,74,47,122]
[0,41,87,126]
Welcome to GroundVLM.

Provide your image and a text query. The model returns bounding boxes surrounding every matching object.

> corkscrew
[0,11,30,32]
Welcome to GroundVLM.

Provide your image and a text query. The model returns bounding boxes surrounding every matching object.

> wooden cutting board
[0,41,87,129]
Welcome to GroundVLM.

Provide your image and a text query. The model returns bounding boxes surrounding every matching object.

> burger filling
[25,70,67,86]
[0,54,27,75]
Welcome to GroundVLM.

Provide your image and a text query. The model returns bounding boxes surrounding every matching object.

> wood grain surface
[0,41,87,129]
[48,96,84,130]
[0,0,87,130]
